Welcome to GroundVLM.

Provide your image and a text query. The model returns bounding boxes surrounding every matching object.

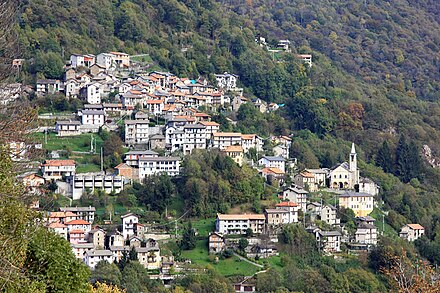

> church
[329,143,359,189]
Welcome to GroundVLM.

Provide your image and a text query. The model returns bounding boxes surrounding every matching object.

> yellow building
[222,145,244,166]
[339,192,374,217]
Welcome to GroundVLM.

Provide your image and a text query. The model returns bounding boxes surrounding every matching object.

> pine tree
[395,136,422,183]
[376,140,394,173]
[180,222,196,250]
[128,246,138,261]
[396,135,410,182]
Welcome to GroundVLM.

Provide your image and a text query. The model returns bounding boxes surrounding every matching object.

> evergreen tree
[128,246,138,261]
[396,136,411,182]
[396,136,422,182]
[180,222,196,250]
[376,140,394,173]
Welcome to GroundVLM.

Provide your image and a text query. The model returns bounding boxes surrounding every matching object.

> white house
[215,72,238,91]
[124,150,159,168]
[125,120,150,145]
[36,79,63,96]
[315,230,341,253]
[281,186,308,212]
[121,213,139,240]
[399,224,425,242]
[241,134,263,153]
[183,123,207,154]
[265,201,300,226]
[355,222,377,246]
[96,53,114,70]
[359,177,380,196]
[258,156,286,173]
[40,159,76,180]
[70,54,95,68]
[138,156,180,180]
[55,120,81,136]
[80,83,103,104]
[48,222,68,240]
[65,79,80,98]
[71,243,94,260]
[85,250,115,269]
[80,109,106,127]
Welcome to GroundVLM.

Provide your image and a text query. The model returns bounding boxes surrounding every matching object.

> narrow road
[233,252,264,268]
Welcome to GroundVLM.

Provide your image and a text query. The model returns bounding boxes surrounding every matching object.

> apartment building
[40,159,76,180]
[216,214,265,235]
[183,124,207,154]
[138,156,180,180]
[71,174,125,200]
[125,120,150,145]
[212,132,242,149]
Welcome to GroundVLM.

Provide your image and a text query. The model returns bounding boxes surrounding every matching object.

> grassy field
[32,132,104,152]
[191,218,216,238]
[32,132,104,172]
[180,240,261,277]
[370,208,398,239]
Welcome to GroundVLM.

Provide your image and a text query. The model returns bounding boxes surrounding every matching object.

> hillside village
[6,50,427,290]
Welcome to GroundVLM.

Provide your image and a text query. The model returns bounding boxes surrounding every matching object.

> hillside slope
[16,0,440,255]
[221,0,440,101]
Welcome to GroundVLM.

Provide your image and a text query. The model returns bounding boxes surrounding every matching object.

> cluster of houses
[46,208,174,276]
[208,144,426,255]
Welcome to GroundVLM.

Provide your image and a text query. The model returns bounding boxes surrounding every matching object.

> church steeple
[349,143,357,172]
[349,143,359,186]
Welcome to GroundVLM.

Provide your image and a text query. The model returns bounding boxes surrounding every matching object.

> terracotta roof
[194,112,210,117]
[65,219,91,225]
[146,99,164,104]
[50,211,77,218]
[217,213,265,220]
[276,202,298,207]
[23,173,45,181]
[199,121,220,127]
[212,132,242,137]
[109,51,129,56]
[115,163,132,169]
[223,145,244,152]
[407,224,424,230]
[175,115,196,122]
[261,167,285,175]
[242,134,256,140]
[42,160,75,167]
[69,230,85,234]
[48,222,67,229]
[300,171,314,178]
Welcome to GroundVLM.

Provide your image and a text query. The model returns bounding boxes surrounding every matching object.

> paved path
[233,252,264,268]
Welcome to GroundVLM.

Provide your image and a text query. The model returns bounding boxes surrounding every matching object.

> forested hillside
[14,0,440,284]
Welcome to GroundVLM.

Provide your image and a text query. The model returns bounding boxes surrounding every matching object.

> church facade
[329,143,359,189]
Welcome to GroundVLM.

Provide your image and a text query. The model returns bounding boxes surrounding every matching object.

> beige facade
[339,192,374,217]
[399,224,425,241]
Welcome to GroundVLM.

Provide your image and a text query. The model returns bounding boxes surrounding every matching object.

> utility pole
[100,147,103,172]
[175,220,178,238]
[44,129,47,144]
[382,214,385,234]
[90,135,94,153]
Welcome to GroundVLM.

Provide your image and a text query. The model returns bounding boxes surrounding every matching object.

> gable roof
[65,219,91,225]
[276,201,299,207]
[42,160,75,167]
[406,224,424,230]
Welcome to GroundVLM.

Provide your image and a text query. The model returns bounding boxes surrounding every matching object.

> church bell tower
[349,143,359,186]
